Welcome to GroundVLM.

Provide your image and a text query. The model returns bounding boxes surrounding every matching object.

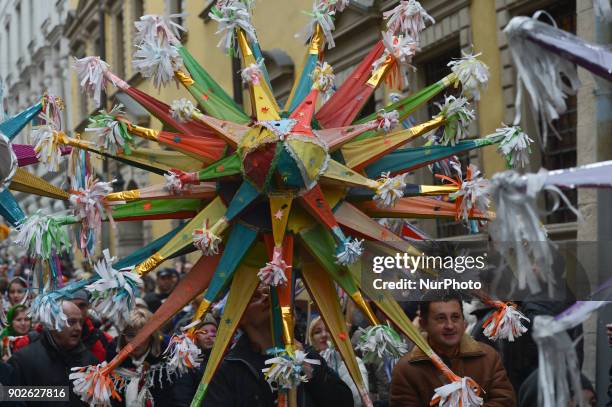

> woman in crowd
[309,316,369,407]
[173,314,218,407]
[106,307,174,406]
[6,277,27,306]
[0,304,32,360]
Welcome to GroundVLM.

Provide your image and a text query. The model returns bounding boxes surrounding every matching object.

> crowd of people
[0,251,604,407]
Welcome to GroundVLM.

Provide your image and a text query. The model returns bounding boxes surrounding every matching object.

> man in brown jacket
[390,290,516,406]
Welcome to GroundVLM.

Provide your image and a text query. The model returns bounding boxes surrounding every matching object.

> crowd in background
[0,249,604,406]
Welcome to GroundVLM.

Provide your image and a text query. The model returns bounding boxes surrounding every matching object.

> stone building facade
[0,0,73,220]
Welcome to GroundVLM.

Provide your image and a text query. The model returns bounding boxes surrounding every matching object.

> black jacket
[105,337,175,407]
[7,330,98,406]
[203,334,354,407]
[172,349,210,407]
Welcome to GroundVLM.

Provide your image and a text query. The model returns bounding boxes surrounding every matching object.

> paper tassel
[133,38,183,90]
[32,125,63,171]
[164,170,185,193]
[355,324,408,363]
[436,95,475,146]
[258,246,290,286]
[487,124,533,168]
[193,221,222,256]
[450,165,490,224]
[311,61,336,101]
[432,376,483,407]
[169,98,199,123]
[376,109,400,133]
[302,1,337,48]
[241,58,265,85]
[69,176,114,255]
[134,14,186,46]
[70,177,114,221]
[14,211,71,259]
[217,0,257,9]
[163,326,203,376]
[374,172,406,208]
[504,16,580,145]
[375,31,418,71]
[335,237,364,265]
[41,94,65,130]
[488,169,580,294]
[85,104,133,155]
[322,0,350,13]
[263,350,321,390]
[73,56,112,107]
[448,52,490,101]
[86,249,143,330]
[29,290,69,331]
[383,0,435,41]
[482,302,529,342]
[210,0,257,54]
[70,362,122,407]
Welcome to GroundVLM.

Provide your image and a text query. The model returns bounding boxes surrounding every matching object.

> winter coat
[8,330,99,406]
[390,334,516,407]
[322,349,369,406]
[171,349,210,407]
[203,334,355,407]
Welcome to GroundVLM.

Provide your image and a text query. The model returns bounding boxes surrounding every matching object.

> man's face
[157,274,177,294]
[71,299,89,320]
[421,300,466,351]
[241,285,270,328]
[196,324,217,350]
[51,302,84,350]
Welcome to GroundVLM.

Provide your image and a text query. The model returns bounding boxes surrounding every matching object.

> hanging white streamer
[594,0,612,21]
[533,301,610,407]
[504,15,580,146]
[488,169,581,295]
